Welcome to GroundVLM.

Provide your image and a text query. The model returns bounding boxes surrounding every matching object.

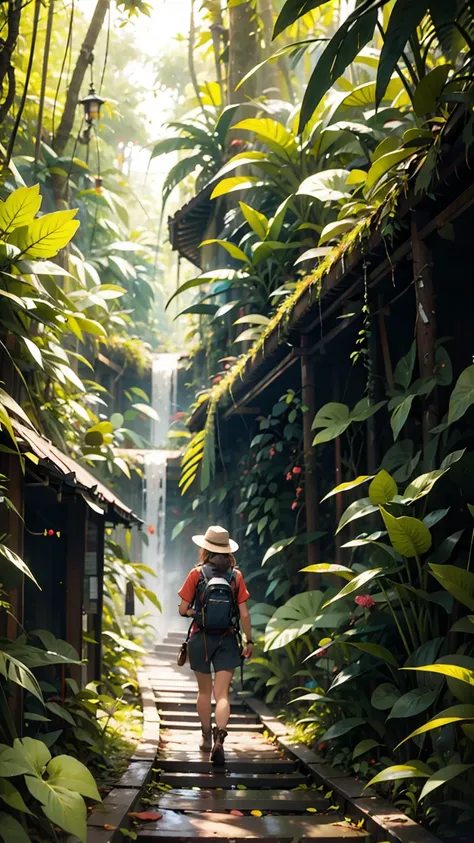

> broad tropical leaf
[396,704,474,748]
[264,591,347,651]
[366,761,433,788]
[368,470,397,505]
[0,184,41,234]
[419,764,474,801]
[322,568,382,608]
[429,564,474,612]
[380,507,432,557]
[8,210,79,258]
[300,563,354,581]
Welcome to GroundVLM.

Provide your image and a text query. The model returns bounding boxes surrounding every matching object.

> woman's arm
[178,599,195,618]
[239,601,253,658]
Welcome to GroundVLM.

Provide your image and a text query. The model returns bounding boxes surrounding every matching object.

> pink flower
[286,472,292,481]
[291,501,297,511]
[147,525,155,535]
[269,446,276,457]
[296,487,302,495]
[355,594,375,608]
[292,466,302,475]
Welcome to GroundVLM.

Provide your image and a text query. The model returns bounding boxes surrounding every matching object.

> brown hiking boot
[199,728,212,752]
[211,726,227,766]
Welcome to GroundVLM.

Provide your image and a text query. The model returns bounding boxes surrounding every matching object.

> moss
[191,210,375,426]
[105,334,153,376]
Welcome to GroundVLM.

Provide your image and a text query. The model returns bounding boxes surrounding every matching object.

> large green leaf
[414,65,450,117]
[300,563,354,581]
[232,118,297,157]
[273,0,330,38]
[312,402,350,444]
[46,754,101,800]
[200,238,250,264]
[0,652,42,701]
[347,641,398,667]
[150,136,199,158]
[0,184,41,234]
[239,202,268,239]
[368,470,397,505]
[211,176,262,200]
[420,764,474,801]
[390,394,415,440]
[0,779,31,813]
[365,148,413,194]
[166,269,236,310]
[448,364,474,424]
[380,507,431,557]
[0,543,39,586]
[321,475,373,502]
[387,688,438,720]
[318,219,355,246]
[8,209,79,258]
[397,704,474,747]
[403,664,474,687]
[366,761,433,788]
[297,169,350,202]
[26,776,87,842]
[429,564,474,612]
[336,498,379,533]
[371,682,400,711]
[162,154,203,205]
[321,717,366,741]
[322,568,382,608]
[299,6,378,132]
[264,591,346,651]
[376,0,429,104]
[0,813,31,843]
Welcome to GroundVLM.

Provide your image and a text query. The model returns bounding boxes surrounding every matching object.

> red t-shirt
[179,567,250,636]
[179,566,250,604]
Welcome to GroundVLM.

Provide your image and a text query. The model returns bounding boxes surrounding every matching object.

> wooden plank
[65,495,87,687]
[159,771,310,788]
[137,809,369,840]
[156,710,257,722]
[351,795,442,843]
[115,760,153,789]
[159,719,263,731]
[152,696,245,708]
[156,788,329,812]
[157,758,297,773]
[88,787,140,828]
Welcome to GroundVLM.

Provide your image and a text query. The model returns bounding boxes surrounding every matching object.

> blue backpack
[195,564,238,633]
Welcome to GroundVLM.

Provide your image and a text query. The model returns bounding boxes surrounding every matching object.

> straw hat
[192,525,239,554]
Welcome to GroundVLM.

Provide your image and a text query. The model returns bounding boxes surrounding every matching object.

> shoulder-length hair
[199,548,236,571]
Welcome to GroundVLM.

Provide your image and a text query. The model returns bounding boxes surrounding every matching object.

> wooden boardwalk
[137,633,369,842]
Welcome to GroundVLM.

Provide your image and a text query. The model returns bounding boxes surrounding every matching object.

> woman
[178,525,253,765]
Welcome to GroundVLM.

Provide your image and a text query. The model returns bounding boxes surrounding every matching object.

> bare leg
[195,670,213,730]
[213,669,234,730]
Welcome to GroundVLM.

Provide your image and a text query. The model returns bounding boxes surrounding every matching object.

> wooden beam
[66,496,86,687]
[300,335,320,588]
[411,210,438,467]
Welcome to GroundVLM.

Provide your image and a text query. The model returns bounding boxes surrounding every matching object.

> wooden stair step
[156,788,328,812]
[156,759,297,773]
[156,710,257,723]
[136,809,369,840]
[154,696,246,709]
[159,771,310,789]
[160,720,263,731]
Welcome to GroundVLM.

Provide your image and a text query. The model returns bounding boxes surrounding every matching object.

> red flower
[370,759,376,764]
[291,501,297,511]
[147,524,155,535]
[286,472,292,481]
[292,466,302,475]
[243,470,249,475]
[47,529,54,537]
[318,742,327,751]
[355,594,375,608]
[269,446,276,457]
[296,487,302,495]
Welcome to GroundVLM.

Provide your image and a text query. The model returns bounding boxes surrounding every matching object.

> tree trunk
[0,0,22,126]
[258,0,280,96]
[228,0,259,104]
[52,0,109,156]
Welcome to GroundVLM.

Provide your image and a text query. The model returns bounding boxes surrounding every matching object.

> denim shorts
[188,630,242,674]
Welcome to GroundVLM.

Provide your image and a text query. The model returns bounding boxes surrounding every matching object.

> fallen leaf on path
[104,824,117,831]
[251,810,263,817]
[306,807,318,813]
[230,809,244,816]
[128,811,163,821]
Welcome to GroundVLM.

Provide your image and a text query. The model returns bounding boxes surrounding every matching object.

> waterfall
[143,353,180,640]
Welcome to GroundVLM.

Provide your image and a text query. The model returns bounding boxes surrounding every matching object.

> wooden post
[300,335,320,589]
[65,496,86,687]
[411,211,438,466]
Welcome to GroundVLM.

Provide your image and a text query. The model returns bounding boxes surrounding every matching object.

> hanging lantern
[80,84,106,126]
